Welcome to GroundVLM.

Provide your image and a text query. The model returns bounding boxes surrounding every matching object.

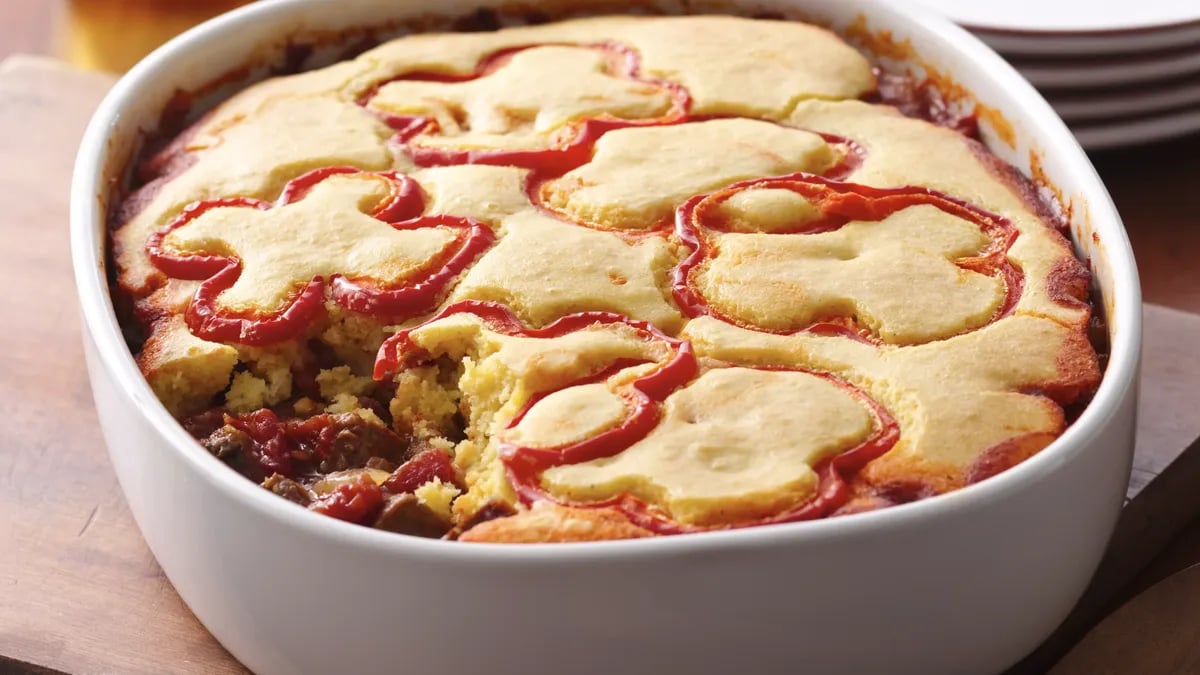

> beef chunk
[355,396,392,426]
[372,494,452,538]
[262,474,314,506]
[318,412,413,473]
[365,456,398,473]
[202,425,250,462]
[205,408,419,482]
[182,407,227,439]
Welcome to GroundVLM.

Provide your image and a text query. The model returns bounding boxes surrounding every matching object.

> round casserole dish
[70,1,1142,673]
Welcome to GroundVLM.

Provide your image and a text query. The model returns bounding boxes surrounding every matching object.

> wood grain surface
[0,2,58,63]
[1050,564,1200,675]
[0,57,245,675]
[1,20,1200,675]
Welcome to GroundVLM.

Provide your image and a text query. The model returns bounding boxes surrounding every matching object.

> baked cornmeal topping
[540,119,840,230]
[367,44,676,151]
[113,15,1100,543]
[536,368,875,527]
[698,205,1005,343]
[156,173,458,314]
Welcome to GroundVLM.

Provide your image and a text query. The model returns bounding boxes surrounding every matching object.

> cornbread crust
[784,99,1090,327]
[682,315,1099,495]
[111,14,1102,543]
[540,119,840,230]
[538,368,876,527]
[458,503,655,543]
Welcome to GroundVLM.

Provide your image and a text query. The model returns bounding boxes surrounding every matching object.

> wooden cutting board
[3,55,1200,675]
[1050,563,1200,675]
[0,56,247,675]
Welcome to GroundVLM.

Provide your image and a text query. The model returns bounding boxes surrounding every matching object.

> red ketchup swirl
[146,166,495,345]
[672,173,1024,342]
[373,301,900,535]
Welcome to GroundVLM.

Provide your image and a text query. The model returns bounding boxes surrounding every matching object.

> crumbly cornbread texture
[113,15,1100,542]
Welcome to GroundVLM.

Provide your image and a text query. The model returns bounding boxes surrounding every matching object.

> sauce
[309,472,385,524]
[217,408,456,526]
[382,448,460,494]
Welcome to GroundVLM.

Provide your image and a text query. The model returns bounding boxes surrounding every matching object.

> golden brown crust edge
[967,138,1095,323]
[458,503,655,543]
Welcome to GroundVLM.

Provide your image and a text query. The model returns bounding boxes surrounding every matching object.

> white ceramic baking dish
[70,1,1142,673]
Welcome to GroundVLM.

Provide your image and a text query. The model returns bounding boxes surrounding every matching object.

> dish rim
[913,0,1200,36]
[69,0,1143,560]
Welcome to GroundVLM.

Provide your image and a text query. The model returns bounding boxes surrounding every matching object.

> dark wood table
[3,4,1200,674]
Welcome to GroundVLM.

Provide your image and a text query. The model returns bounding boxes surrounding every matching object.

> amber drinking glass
[62,0,253,72]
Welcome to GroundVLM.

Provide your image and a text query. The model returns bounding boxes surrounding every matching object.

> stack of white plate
[916,0,1200,150]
